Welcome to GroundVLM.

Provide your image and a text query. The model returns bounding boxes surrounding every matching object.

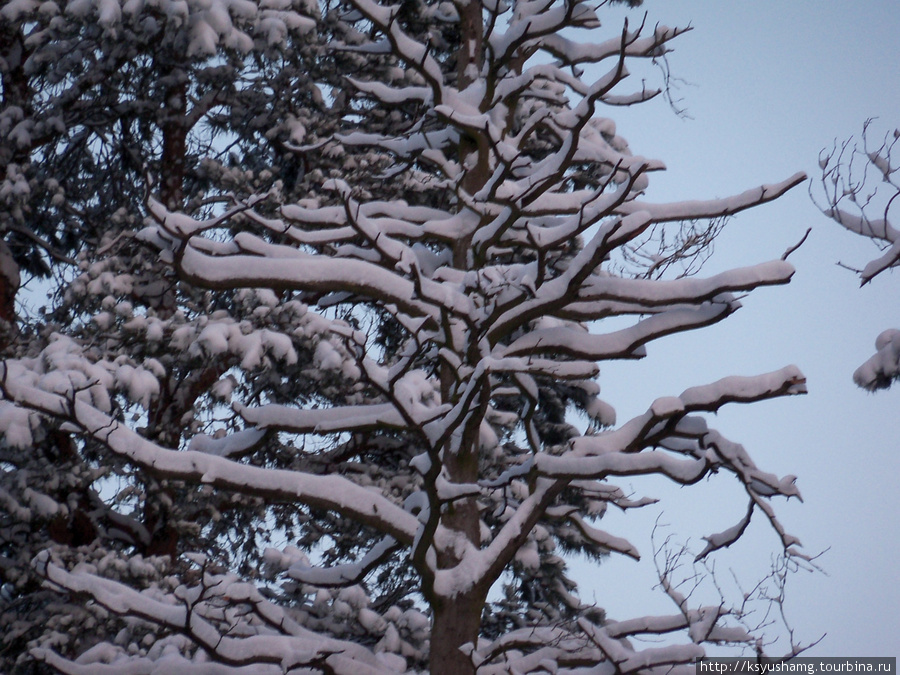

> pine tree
[0,0,812,672]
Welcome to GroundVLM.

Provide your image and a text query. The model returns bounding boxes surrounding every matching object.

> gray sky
[572,0,900,658]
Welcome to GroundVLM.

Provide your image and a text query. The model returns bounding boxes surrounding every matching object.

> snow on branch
[818,120,900,285]
[577,260,796,309]
[502,302,736,361]
[621,171,807,223]
[0,370,419,546]
[817,120,900,389]
[237,401,413,434]
[852,329,900,391]
[33,554,390,675]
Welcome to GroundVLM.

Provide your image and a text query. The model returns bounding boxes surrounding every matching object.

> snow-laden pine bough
[0,0,815,672]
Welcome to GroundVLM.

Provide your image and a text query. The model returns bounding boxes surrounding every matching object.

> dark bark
[0,26,31,341]
[426,6,496,671]
[160,79,188,211]
[430,589,486,675]
[0,241,17,331]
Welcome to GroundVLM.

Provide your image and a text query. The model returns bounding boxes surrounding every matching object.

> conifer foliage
[0,0,811,672]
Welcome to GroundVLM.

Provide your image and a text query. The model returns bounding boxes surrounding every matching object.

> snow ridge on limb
[852,328,900,391]
[621,171,807,223]
[1,0,814,672]
[0,370,420,546]
[33,554,392,675]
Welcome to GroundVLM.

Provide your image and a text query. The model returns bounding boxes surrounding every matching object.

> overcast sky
[568,0,900,659]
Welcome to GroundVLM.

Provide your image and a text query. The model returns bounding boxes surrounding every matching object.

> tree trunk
[430,589,487,675]
[0,240,20,349]
[0,26,31,348]
[434,4,492,672]
[160,79,187,211]
[142,73,187,318]
[430,367,490,674]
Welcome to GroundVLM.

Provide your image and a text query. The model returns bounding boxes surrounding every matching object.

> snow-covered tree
[0,0,352,667]
[0,0,813,672]
[819,120,900,390]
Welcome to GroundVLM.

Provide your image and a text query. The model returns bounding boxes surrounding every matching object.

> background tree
[0,0,813,673]
[818,120,900,391]
[0,0,346,327]
[0,0,362,668]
